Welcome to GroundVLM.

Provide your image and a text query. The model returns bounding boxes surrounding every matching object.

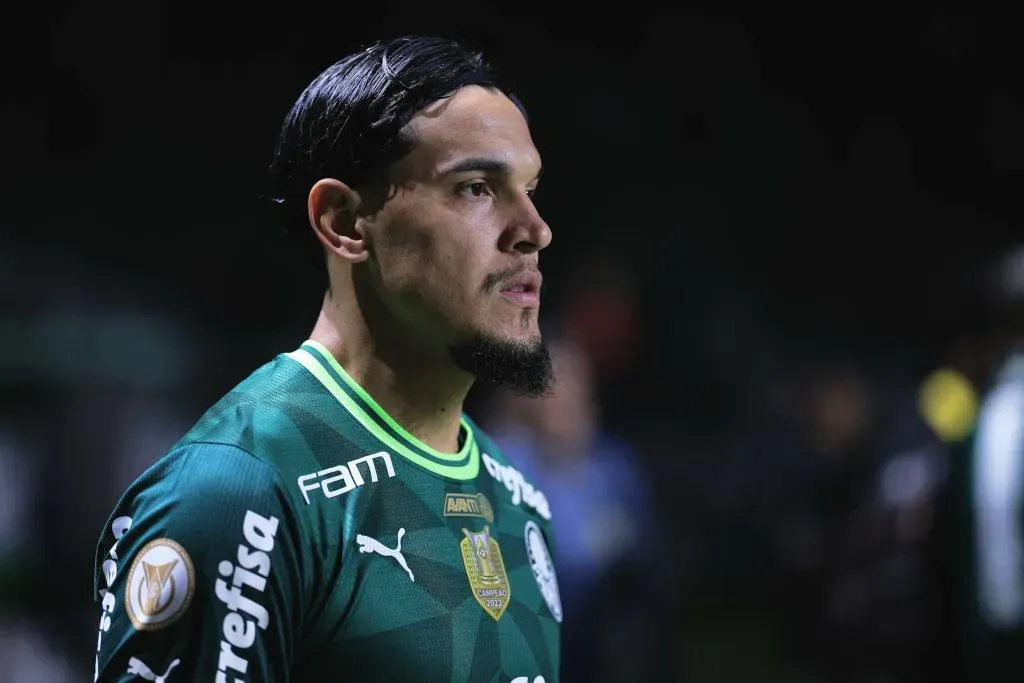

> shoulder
[94,443,298,588]
[180,354,320,452]
[91,441,311,680]
[173,351,357,485]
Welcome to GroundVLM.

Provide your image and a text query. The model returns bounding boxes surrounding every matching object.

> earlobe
[308,179,369,263]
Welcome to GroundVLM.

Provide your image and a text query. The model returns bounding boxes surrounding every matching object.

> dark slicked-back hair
[270,36,524,282]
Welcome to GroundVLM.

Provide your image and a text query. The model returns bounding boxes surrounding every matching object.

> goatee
[449,333,554,397]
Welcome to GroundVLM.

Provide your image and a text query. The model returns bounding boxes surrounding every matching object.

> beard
[449,330,554,398]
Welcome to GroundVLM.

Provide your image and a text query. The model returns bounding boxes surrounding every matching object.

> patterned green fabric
[93,341,561,682]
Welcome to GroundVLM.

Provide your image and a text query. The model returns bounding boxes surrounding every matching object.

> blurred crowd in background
[3,7,1024,683]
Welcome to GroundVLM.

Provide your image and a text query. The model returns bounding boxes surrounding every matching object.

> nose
[499,192,552,255]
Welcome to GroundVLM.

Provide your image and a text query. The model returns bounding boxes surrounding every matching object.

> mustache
[482,265,534,294]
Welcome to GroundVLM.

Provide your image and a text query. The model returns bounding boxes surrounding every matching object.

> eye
[461,181,491,198]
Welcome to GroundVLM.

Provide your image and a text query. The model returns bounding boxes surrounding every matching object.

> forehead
[402,85,541,177]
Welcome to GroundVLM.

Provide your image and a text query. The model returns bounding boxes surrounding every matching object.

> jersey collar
[285,340,480,480]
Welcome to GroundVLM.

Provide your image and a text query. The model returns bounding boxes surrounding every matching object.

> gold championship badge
[460,525,511,621]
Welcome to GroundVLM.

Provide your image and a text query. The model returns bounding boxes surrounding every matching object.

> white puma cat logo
[356,528,415,582]
[127,657,180,682]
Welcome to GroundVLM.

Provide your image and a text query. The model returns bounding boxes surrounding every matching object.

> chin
[486,314,543,343]
[447,328,554,397]
[492,328,544,347]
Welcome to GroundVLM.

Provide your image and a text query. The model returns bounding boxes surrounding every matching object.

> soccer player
[92,36,562,683]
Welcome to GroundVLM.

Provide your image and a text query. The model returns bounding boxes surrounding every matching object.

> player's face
[366,86,551,350]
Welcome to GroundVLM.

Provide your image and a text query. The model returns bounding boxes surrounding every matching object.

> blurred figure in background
[558,257,642,422]
[951,350,1024,681]
[484,335,658,683]
[934,244,1024,683]
[763,355,949,683]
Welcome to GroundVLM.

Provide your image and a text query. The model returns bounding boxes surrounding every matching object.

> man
[92,36,562,683]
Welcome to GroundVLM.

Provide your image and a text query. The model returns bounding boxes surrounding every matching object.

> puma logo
[127,657,180,682]
[356,528,415,582]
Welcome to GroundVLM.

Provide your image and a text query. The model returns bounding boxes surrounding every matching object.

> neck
[309,289,473,454]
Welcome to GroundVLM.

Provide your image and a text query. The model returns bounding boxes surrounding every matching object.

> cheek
[373,208,439,291]
[372,193,496,320]
[377,222,480,309]
[428,244,482,307]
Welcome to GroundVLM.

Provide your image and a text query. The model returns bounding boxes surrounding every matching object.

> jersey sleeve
[92,443,307,682]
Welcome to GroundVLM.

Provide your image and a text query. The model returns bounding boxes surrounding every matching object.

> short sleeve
[92,443,306,682]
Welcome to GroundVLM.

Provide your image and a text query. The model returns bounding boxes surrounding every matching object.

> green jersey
[92,340,561,683]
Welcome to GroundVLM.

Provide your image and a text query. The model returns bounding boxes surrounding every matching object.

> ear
[308,178,370,264]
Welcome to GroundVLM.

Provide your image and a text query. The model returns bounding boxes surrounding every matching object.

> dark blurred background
[3,5,1024,682]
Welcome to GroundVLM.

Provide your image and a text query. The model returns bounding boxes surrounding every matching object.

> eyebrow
[439,157,543,181]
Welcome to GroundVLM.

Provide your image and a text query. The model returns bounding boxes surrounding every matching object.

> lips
[498,270,542,307]
[500,271,542,294]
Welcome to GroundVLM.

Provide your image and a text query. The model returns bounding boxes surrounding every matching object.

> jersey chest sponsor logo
[297,451,396,504]
[214,509,279,683]
[460,524,511,621]
[125,538,195,631]
[481,453,552,520]
[443,492,495,523]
